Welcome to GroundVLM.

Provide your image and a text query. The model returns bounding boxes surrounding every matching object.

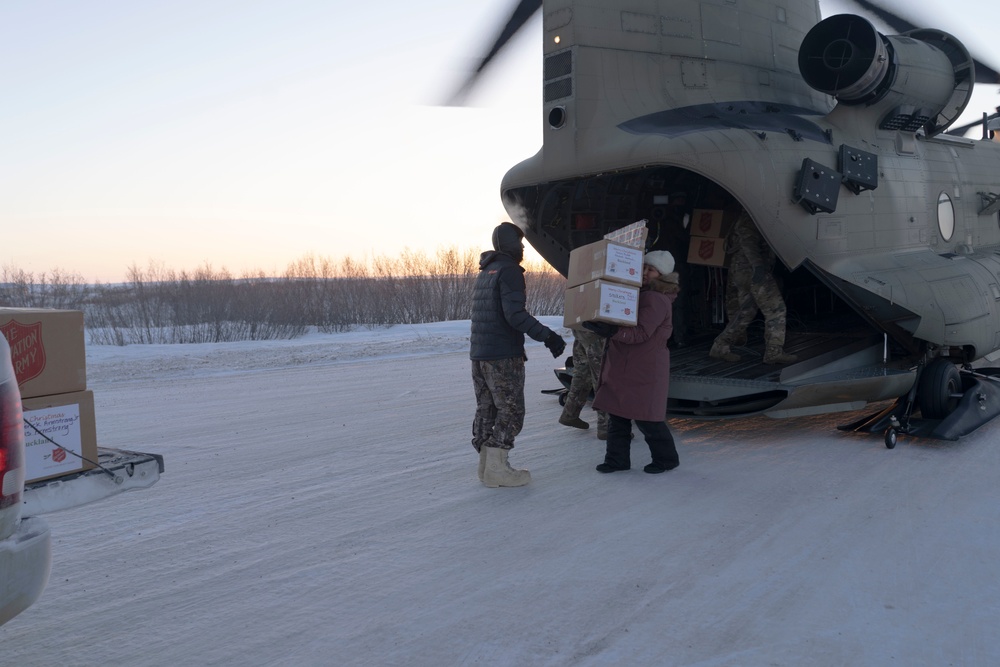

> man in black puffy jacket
[470,222,565,488]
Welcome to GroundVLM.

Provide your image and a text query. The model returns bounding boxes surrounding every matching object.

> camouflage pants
[716,243,787,350]
[560,330,607,431]
[471,357,526,451]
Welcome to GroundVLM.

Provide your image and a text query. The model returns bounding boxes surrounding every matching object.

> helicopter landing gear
[917,358,963,419]
[879,359,961,448]
[842,358,1000,443]
[882,412,911,449]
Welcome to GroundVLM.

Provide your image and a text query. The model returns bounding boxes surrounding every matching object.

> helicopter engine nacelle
[798,14,973,134]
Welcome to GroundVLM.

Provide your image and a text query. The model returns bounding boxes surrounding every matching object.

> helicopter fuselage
[500,1,1000,421]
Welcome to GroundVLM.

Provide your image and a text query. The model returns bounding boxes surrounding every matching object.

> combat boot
[482,447,531,488]
[559,414,589,429]
[764,345,798,365]
[709,340,741,363]
[477,446,488,482]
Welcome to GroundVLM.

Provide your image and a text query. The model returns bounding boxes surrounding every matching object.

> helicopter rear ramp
[668,331,915,419]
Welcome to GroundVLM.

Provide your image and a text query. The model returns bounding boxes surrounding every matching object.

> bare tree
[6,245,566,346]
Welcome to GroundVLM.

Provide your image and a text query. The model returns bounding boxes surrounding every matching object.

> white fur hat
[643,250,675,276]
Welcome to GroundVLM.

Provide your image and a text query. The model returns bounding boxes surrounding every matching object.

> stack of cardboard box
[686,209,728,267]
[0,308,96,483]
[563,238,645,330]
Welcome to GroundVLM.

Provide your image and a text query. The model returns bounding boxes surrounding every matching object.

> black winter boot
[598,414,632,473]
[637,419,679,474]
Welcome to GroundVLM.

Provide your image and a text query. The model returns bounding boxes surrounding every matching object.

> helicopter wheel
[884,427,897,449]
[917,358,963,419]
[558,392,567,406]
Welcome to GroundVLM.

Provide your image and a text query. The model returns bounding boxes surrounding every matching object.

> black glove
[582,321,619,338]
[544,331,566,359]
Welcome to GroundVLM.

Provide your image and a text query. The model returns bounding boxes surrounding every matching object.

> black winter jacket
[470,250,552,361]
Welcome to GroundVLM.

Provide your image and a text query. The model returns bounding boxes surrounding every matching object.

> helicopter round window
[937,192,955,242]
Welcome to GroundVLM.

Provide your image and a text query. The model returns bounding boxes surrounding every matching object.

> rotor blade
[971,61,1000,85]
[845,0,918,34]
[443,0,542,106]
[845,0,1000,84]
[946,107,1000,136]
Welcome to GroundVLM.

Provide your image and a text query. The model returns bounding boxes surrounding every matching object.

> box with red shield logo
[0,308,87,399]
[688,209,725,237]
[687,235,727,267]
[21,390,98,483]
[685,209,729,267]
[566,239,644,288]
[563,279,640,329]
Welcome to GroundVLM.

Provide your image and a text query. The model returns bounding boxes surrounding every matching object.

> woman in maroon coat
[584,251,681,474]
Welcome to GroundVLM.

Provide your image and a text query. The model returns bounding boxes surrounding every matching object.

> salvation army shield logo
[697,239,718,262]
[694,211,716,235]
[0,319,46,385]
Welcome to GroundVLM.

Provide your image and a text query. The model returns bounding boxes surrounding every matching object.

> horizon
[0,242,557,286]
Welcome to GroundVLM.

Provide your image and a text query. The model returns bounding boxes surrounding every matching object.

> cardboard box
[22,390,98,483]
[0,308,87,399]
[563,279,640,329]
[689,209,725,237]
[604,221,649,250]
[566,239,644,288]
[687,236,727,267]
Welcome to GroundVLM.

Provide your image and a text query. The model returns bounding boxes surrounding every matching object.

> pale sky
[1,0,997,282]
[0,0,542,281]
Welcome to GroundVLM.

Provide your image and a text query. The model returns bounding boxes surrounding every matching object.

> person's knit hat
[643,250,675,275]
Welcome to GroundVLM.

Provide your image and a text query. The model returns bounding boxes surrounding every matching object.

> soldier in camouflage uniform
[471,358,526,456]
[709,211,797,365]
[558,328,609,439]
[470,222,566,487]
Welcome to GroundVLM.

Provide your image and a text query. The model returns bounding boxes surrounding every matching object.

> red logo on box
[52,448,66,463]
[0,320,46,386]
[697,239,718,261]
[695,212,715,235]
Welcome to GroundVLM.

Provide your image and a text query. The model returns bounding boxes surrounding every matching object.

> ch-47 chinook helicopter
[450,0,1000,447]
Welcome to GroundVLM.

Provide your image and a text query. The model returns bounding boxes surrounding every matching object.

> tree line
[0,249,566,345]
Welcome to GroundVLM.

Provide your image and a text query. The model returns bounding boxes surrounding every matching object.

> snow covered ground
[3,317,999,666]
